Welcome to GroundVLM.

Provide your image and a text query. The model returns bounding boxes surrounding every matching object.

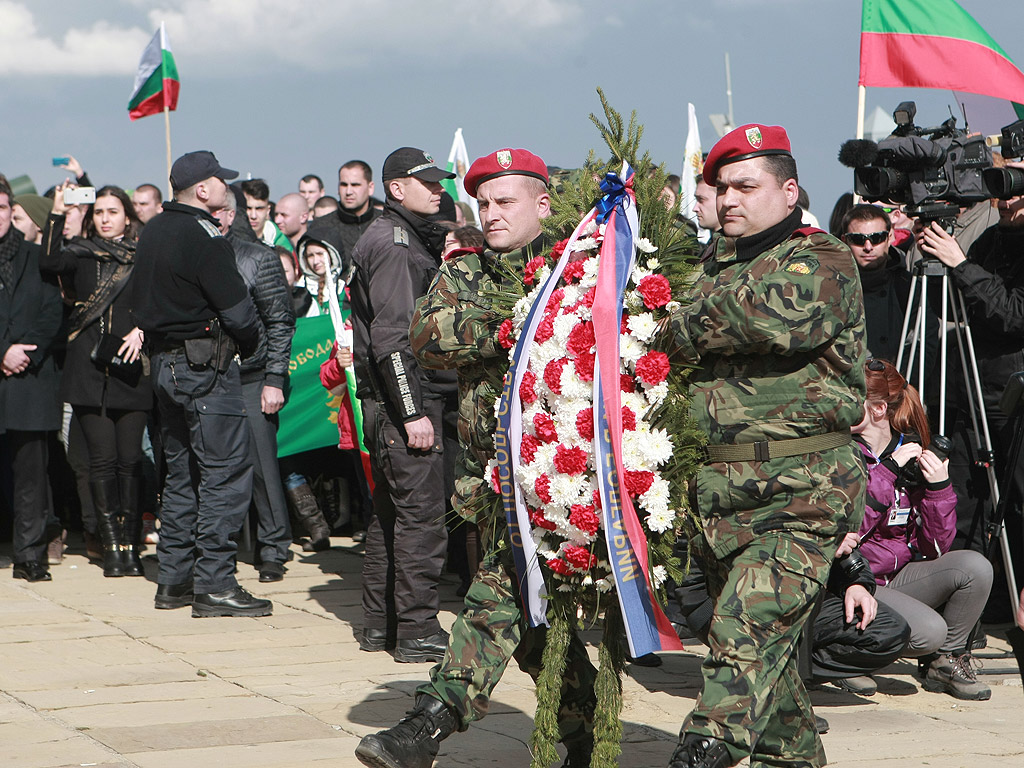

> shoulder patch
[393,226,409,247]
[196,217,221,238]
[784,257,818,275]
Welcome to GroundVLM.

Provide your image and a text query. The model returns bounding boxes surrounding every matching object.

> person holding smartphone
[40,183,152,578]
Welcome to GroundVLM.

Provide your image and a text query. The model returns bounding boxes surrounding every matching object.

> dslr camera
[899,434,953,488]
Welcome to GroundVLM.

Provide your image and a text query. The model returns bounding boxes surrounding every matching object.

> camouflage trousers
[418,546,597,744]
[682,531,835,768]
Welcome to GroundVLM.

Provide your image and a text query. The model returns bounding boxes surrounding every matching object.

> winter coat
[0,229,63,432]
[855,436,958,584]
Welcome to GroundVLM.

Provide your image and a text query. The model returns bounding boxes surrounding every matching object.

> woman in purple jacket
[839,358,993,701]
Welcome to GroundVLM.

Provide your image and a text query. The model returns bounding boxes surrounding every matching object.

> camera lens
[855,166,907,200]
[928,434,953,462]
[983,167,1024,199]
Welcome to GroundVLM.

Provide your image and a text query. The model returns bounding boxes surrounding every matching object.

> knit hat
[13,194,52,230]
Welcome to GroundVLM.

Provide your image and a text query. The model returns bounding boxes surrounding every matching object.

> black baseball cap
[170,150,239,192]
[381,147,455,183]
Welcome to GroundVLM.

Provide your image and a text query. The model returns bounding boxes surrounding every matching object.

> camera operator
[918,164,1024,568]
[840,358,993,700]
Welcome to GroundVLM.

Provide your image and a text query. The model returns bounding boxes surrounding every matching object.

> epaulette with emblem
[393,226,409,246]
[196,217,222,238]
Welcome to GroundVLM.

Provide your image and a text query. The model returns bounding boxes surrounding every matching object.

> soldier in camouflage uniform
[355,149,597,768]
[665,125,867,768]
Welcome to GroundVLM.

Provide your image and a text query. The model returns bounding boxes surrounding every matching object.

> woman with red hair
[840,358,993,700]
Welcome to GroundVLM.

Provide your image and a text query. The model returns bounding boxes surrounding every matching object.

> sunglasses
[867,358,886,372]
[844,231,889,247]
[877,205,901,214]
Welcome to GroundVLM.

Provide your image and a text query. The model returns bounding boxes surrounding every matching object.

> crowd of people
[2,119,1024,768]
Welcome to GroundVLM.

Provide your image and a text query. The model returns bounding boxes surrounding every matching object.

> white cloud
[0,1,150,76]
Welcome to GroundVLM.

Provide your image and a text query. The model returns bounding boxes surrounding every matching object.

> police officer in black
[348,147,457,661]
[132,151,270,617]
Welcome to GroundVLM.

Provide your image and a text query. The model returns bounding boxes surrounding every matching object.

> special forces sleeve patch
[784,257,818,275]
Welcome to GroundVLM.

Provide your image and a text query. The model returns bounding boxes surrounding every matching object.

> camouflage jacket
[669,212,867,557]
[410,235,545,520]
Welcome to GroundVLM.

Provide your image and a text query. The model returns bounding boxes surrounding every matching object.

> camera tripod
[896,256,1020,621]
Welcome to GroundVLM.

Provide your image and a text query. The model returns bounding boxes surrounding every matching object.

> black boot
[119,473,145,577]
[561,735,594,767]
[668,734,733,768]
[285,481,330,551]
[89,479,124,578]
[355,695,458,768]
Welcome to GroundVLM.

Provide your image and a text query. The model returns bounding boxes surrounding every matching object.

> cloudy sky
[1,0,1020,222]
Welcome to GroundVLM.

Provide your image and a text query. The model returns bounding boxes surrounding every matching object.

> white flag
[444,128,479,224]
[680,103,709,242]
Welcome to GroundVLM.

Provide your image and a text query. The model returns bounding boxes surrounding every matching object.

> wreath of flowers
[486,220,684,600]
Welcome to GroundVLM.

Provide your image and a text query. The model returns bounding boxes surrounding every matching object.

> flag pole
[163,106,172,199]
[853,85,867,203]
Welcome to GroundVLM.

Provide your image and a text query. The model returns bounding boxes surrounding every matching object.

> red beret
[703,124,792,185]
[464,148,548,197]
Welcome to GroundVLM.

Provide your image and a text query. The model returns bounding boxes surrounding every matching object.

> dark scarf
[386,200,449,257]
[0,227,25,295]
[67,236,137,340]
[336,206,376,226]
[734,208,805,262]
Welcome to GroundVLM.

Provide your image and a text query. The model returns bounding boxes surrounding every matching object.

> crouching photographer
[845,358,993,700]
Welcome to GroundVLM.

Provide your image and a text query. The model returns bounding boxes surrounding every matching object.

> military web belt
[704,429,852,463]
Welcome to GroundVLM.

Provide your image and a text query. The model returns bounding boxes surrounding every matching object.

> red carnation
[562,259,586,284]
[592,489,602,510]
[620,313,630,334]
[634,350,670,387]
[547,557,573,576]
[535,474,552,504]
[621,406,636,431]
[573,349,595,382]
[553,444,588,475]
[546,288,565,311]
[623,470,655,497]
[543,357,568,394]
[524,255,547,286]
[535,314,555,344]
[564,545,597,570]
[620,373,636,393]
[576,407,594,442]
[490,463,502,494]
[637,274,672,309]
[581,286,596,308]
[520,434,540,463]
[567,321,595,358]
[530,506,556,531]
[569,504,600,535]
[497,318,515,349]
[520,370,538,404]
[534,412,558,443]
[552,239,569,258]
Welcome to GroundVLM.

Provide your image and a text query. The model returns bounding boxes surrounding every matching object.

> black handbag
[90,310,142,384]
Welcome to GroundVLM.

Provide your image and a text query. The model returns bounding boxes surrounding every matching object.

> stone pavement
[2,537,1023,768]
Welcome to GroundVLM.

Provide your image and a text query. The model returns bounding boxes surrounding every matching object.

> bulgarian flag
[442,128,479,223]
[128,23,179,121]
[859,0,1024,104]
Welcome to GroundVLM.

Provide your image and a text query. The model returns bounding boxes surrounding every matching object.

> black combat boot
[561,734,594,767]
[285,481,331,551]
[355,695,458,768]
[89,479,124,577]
[119,472,145,576]
[668,734,733,768]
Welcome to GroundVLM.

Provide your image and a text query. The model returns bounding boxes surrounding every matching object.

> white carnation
[636,237,658,254]
[651,564,668,587]
[572,237,599,253]
[619,333,645,365]
[644,380,669,407]
[583,219,598,236]
[583,257,601,281]
[624,291,644,313]
[626,313,658,343]
[665,300,681,312]
[641,428,674,466]
[559,284,582,307]
[549,473,588,507]
[631,265,651,285]
[596,576,615,593]
[645,507,675,534]
[552,314,577,345]
[641,476,672,516]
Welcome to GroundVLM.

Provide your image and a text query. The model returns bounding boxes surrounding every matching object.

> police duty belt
[702,429,852,463]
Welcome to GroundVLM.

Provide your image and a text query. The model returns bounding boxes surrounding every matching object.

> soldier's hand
[261,385,285,414]
[404,415,434,451]
[845,584,876,630]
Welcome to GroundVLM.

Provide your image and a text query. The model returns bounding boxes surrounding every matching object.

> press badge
[888,502,911,527]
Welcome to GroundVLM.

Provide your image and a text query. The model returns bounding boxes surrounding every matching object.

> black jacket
[132,201,261,358]
[227,232,295,387]
[858,248,912,364]
[39,214,152,411]
[306,205,380,277]
[0,228,63,432]
[348,201,456,420]
[953,225,1024,411]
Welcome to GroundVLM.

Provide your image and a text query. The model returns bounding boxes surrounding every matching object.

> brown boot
[922,652,991,700]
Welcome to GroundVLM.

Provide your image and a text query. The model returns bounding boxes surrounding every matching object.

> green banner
[277,315,342,457]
